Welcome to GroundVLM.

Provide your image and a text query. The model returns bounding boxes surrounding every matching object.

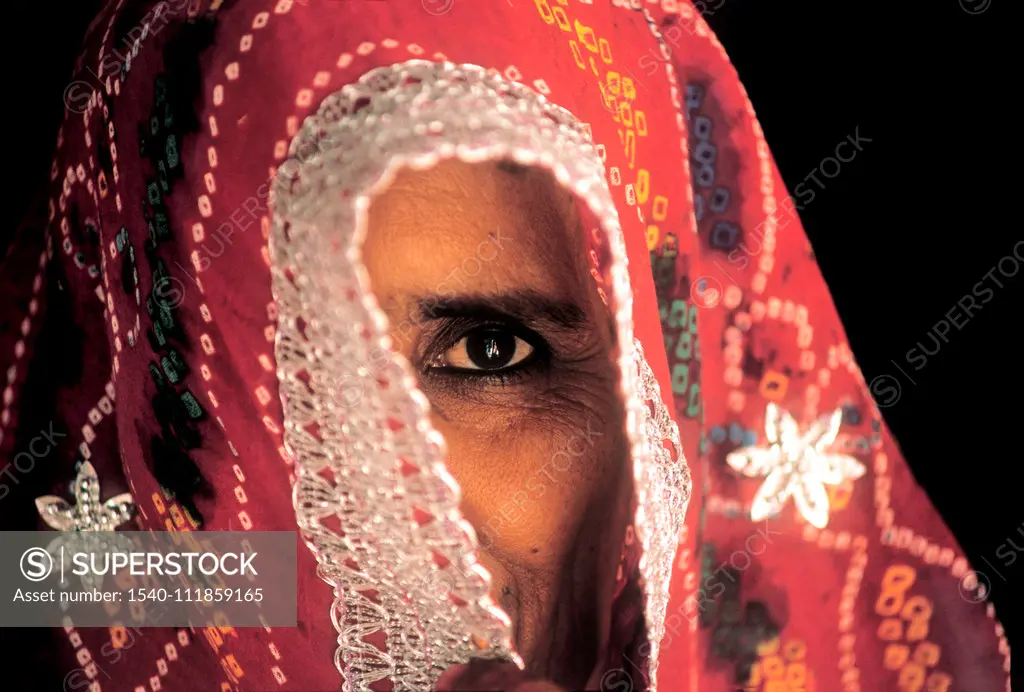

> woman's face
[361,159,632,685]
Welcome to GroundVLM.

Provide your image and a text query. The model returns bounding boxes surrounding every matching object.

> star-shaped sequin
[726,403,865,529]
[35,461,135,531]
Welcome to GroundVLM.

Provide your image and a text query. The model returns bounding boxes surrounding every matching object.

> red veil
[0,0,1010,690]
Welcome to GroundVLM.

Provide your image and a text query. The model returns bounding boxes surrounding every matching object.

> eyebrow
[414,290,589,331]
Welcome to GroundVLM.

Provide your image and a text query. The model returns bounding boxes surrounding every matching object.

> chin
[477,546,603,689]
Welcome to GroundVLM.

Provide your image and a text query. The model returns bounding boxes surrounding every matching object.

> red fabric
[647,6,1010,692]
[0,1,1010,690]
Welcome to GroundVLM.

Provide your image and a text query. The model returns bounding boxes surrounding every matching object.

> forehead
[361,159,588,302]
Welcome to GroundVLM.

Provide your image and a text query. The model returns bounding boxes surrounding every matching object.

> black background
[709,1,1020,677]
[4,0,1019,686]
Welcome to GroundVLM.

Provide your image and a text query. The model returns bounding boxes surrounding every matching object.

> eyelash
[421,318,550,385]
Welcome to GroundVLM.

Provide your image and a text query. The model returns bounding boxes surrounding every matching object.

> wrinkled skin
[361,159,632,688]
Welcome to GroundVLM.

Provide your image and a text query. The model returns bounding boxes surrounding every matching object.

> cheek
[433,391,626,563]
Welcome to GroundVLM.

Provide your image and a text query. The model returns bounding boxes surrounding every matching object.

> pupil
[467,330,516,370]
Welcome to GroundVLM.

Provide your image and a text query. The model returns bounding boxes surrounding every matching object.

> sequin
[35,461,135,532]
[726,403,866,529]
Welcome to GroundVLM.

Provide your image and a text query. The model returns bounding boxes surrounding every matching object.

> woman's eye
[439,328,535,372]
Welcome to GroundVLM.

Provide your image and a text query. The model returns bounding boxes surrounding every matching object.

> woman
[0,0,1010,690]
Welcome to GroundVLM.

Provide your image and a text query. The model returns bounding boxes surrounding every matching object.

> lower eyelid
[423,353,547,382]
[418,368,530,393]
